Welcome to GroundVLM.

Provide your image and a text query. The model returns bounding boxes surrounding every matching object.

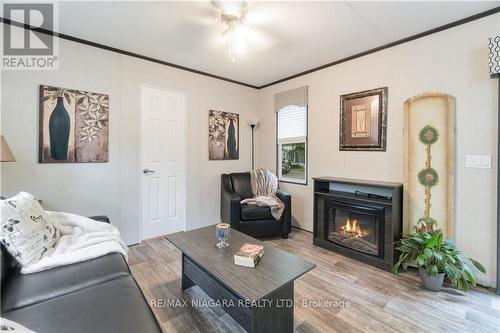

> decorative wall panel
[404,93,455,238]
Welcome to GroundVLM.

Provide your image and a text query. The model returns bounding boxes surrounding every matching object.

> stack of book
[234,243,264,268]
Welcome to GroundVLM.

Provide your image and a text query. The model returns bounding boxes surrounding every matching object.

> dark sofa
[0,216,161,333]
[221,172,292,238]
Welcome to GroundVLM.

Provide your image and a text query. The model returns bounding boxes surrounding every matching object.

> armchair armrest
[220,174,241,230]
[276,190,292,237]
[88,215,110,224]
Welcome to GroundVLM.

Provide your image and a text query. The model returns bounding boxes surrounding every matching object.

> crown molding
[0,17,259,89]
[1,6,499,90]
[259,6,500,89]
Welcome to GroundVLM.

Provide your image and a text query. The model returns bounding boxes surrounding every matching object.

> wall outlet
[465,155,492,169]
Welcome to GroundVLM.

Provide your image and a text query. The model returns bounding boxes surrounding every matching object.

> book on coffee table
[234,243,264,268]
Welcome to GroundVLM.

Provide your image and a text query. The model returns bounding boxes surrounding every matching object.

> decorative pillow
[0,192,60,267]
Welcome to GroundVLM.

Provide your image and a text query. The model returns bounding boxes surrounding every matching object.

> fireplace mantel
[313,177,403,271]
[313,177,403,189]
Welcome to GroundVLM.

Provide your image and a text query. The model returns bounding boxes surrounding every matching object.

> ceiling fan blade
[245,6,276,27]
[211,0,224,10]
[211,1,247,17]
[247,29,275,51]
[186,15,219,27]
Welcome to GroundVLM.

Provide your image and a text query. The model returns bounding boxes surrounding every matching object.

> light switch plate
[466,155,492,168]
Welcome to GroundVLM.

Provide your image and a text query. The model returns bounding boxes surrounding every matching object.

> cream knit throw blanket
[21,212,128,274]
[241,169,284,220]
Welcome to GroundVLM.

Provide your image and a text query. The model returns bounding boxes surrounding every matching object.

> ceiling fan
[218,1,247,34]
[211,1,273,63]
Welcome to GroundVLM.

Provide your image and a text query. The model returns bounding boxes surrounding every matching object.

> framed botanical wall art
[339,87,388,151]
[208,110,239,160]
[39,85,109,163]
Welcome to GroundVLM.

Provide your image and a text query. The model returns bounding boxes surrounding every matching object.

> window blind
[278,105,307,141]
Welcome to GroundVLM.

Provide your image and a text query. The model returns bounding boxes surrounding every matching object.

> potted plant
[393,229,485,291]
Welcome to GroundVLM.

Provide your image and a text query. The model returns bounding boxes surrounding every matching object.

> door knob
[142,168,156,174]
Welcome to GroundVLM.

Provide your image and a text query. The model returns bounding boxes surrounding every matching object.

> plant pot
[419,268,445,291]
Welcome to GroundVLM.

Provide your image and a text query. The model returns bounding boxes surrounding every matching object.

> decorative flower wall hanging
[417,125,440,231]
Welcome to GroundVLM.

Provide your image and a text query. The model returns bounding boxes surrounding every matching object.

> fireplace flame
[340,218,368,238]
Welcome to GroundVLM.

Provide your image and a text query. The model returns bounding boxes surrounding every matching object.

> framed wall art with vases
[39,85,109,163]
[208,110,239,160]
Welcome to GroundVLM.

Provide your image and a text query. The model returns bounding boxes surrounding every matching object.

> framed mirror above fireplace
[313,177,403,272]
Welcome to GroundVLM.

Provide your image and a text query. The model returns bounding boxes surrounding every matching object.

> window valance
[274,86,309,112]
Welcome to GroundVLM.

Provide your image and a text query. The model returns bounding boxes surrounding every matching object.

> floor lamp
[488,35,500,295]
[247,118,259,170]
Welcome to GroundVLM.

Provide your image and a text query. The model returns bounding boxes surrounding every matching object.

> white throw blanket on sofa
[21,211,128,274]
[241,169,284,220]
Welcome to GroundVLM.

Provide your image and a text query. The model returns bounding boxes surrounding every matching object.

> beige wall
[1,34,259,245]
[1,14,498,288]
[256,14,499,287]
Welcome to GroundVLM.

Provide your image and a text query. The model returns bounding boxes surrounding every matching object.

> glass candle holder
[215,223,230,248]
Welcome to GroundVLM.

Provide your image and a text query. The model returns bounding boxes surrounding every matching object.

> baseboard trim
[291,225,312,233]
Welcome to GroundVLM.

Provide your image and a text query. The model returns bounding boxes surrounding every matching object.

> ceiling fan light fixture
[218,1,247,19]
[215,1,248,63]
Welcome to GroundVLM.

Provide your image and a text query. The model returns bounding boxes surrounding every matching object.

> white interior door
[141,86,186,240]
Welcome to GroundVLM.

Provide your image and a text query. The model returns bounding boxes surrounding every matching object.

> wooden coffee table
[166,225,315,333]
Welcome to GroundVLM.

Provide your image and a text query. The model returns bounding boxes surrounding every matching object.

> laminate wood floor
[128,229,500,333]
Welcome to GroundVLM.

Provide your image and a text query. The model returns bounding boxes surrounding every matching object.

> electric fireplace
[313,177,402,271]
[326,200,384,257]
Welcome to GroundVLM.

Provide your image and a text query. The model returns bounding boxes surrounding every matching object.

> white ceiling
[53,1,498,87]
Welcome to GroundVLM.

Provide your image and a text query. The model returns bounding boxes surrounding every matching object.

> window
[277,105,307,184]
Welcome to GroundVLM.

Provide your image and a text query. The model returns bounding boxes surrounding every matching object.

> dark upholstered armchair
[220,172,291,239]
